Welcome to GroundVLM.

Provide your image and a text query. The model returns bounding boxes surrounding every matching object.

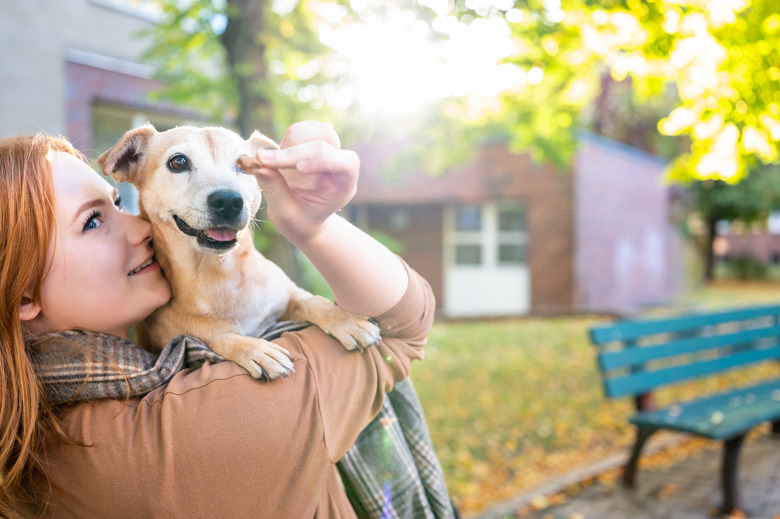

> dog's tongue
[205,228,238,242]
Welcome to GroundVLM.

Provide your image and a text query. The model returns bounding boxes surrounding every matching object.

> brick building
[351,133,683,318]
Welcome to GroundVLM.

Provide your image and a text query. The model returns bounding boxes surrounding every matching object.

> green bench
[589,303,780,514]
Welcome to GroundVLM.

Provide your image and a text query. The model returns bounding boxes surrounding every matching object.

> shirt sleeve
[290,260,436,461]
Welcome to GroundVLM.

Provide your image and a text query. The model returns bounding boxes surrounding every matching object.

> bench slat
[590,304,780,345]
[598,325,780,371]
[604,344,780,398]
[630,379,780,439]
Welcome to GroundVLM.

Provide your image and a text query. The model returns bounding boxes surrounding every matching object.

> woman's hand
[249,121,360,245]
[246,120,408,316]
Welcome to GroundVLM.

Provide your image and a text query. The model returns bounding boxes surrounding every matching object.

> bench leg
[720,434,746,515]
[623,426,656,488]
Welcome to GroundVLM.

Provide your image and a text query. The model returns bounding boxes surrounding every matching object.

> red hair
[0,134,79,515]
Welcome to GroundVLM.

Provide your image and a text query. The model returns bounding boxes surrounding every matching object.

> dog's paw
[231,337,295,380]
[325,316,382,353]
[289,293,382,353]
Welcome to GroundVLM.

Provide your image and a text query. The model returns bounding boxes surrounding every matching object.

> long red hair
[0,134,79,515]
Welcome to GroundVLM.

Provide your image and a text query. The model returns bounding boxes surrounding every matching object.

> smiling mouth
[128,257,154,276]
[173,215,238,251]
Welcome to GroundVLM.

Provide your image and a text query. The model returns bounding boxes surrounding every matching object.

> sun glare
[319,8,524,118]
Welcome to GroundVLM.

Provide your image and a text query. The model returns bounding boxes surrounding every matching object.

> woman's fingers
[279,120,340,150]
[257,142,358,190]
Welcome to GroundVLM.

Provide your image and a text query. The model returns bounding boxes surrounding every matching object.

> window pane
[455,244,482,265]
[455,206,481,232]
[498,244,526,264]
[498,208,526,232]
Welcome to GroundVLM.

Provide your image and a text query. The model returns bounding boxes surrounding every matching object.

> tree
[455,0,780,183]
[690,164,780,279]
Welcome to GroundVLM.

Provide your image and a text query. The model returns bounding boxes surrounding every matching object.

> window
[455,206,482,232]
[452,205,483,266]
[455,244,482,265]
[448,203,528,267]
[497,207,526,265]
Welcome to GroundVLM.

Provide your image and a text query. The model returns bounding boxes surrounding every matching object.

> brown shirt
[30,266,435,518]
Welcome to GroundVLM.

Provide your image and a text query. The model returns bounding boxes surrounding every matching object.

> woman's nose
[127,213,153,246]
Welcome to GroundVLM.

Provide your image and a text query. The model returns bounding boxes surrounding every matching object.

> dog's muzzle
[173,215,239,251]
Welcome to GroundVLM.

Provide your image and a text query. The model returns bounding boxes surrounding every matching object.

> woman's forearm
[291,214,408,318]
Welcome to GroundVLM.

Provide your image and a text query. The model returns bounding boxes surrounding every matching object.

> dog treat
[237,155,263,171]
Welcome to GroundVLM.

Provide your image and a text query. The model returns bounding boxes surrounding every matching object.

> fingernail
[258,150,276,161]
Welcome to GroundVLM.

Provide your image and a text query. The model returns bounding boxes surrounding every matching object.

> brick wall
[717,233,780,264]
[574,134,675,316]
[352,140,575,315]
[65,61,202,156]
[65,61,160,155]
[359,205,445,309]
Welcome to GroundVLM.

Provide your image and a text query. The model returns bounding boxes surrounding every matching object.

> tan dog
[97,125,381,380]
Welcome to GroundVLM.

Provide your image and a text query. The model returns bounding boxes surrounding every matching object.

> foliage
[141,0,345,135]
[139,0,237,124]
[687,163,780,279]
[459,0,780,182]
[729,253,767,280]
[413,282,780,514]
[691,164,780,224]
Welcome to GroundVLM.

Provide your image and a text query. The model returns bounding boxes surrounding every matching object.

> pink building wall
[574,134,679,315]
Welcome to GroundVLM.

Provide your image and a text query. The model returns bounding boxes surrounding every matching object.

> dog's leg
[209,333,295,380]
[168,317,295,380]
[283,288,381,352]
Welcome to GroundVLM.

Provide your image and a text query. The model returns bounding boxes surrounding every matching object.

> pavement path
[470,433,780,519]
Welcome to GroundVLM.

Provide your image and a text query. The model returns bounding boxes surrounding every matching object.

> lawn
[410,281,780,514]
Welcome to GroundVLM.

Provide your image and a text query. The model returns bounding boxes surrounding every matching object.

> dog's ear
[97,124,157,184]
[248,130,279,151]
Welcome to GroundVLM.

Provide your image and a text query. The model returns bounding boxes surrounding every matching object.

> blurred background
[2,0,780,514]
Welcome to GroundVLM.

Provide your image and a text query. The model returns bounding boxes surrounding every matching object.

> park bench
[589,303,780,515]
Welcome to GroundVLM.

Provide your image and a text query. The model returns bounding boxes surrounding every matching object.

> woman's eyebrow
[71,198,108,225]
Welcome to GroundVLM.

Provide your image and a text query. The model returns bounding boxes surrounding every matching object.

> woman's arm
[248,121,408,317]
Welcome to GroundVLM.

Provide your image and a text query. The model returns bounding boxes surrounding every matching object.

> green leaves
[492,0,780,182]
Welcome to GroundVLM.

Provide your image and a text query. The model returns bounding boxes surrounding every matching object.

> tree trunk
[704,216,717,281]
[221,0,303,284]
[221,0,273,137]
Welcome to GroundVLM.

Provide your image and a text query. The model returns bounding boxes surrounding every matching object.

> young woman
[0,121,435,518]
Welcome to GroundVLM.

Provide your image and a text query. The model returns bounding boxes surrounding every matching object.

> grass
[410,281,780,514]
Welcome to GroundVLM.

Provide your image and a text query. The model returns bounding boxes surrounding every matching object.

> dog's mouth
[173,215,238,251]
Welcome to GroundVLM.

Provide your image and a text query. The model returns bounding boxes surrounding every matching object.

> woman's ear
[18,296,41,322]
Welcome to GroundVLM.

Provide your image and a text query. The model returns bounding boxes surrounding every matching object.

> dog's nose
[208,190,244,221]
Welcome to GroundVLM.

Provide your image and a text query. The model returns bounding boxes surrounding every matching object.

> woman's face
[24,151,171,338]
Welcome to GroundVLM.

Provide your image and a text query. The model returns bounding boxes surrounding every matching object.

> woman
[0,122,436,518]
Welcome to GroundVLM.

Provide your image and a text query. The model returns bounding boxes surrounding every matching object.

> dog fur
[97,125,381,380]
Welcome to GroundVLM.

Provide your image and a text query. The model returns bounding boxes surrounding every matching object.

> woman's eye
[83,211,102,232]
[167,154,191,173]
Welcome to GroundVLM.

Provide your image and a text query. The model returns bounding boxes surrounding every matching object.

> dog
[97,124,381,380]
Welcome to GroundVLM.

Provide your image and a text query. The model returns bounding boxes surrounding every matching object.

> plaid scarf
[30,325,455,519]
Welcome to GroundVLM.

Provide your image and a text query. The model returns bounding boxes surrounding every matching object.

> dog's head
[98,124,277,254]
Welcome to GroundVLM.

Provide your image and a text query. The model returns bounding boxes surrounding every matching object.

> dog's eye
[167,154,191,173]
